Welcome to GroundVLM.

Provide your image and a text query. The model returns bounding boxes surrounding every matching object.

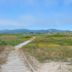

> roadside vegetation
[22,33,72,63]
[0,34,31,46]
[0,46,13,65]
[0,34,32,66]
[0,33,72,63]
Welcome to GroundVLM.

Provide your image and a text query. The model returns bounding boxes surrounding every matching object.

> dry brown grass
[0,46,13,65]
[0,46,5,53]
[22,34,72,63]
[0,34,32,46]
[0,36,17,41]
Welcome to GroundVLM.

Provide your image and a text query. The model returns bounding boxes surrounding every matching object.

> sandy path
[38,62,72,72]
[1,50,31,72]
[15,37,35,49]
[1,37,36,72]
[1,37,72,72]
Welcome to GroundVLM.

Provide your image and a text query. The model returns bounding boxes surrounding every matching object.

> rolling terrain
[0,29,71,34]
[0,33,72,72]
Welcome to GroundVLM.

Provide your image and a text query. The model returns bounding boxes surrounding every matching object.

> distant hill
[0,29,71,34]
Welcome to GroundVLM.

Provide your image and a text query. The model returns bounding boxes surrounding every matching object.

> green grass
[22,33,72,62]
[0,34,32,46]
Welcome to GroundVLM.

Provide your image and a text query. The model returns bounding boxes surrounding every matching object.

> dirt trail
[1,50,31,72]
[1,37,36,72]
[1,37,72,72]
[38,62,72,72]
[15,37,35,49]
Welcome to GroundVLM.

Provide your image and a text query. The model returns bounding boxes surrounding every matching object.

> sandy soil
[1,37,72,72]
[38,62,72,72]
[1,50,31,72]
[1,37,36,72]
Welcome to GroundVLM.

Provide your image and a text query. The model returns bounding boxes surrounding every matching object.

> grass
[22,33,72,63]
[0,33,72,63]
[0,34,32,46]
[0,34,32,65]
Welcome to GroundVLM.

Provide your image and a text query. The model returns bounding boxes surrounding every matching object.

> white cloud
[0,19,18,30]
[0,19,17,25]
[17,15,72,27]
[0,14,72,30]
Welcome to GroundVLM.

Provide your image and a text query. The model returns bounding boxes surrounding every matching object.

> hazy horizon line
[0,28,71,31]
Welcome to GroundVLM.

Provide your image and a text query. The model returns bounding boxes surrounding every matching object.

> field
[0,34,32,65]
[0,34,32,46]
[0,33,72,63]
[22,33,72,63]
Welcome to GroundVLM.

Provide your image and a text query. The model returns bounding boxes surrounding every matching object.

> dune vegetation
[0,34,32,66]
[0,33,72,63]
[0,34,31,46]
[22,33,72,63]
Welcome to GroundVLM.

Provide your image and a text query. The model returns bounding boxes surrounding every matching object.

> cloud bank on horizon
[0,0,72,30]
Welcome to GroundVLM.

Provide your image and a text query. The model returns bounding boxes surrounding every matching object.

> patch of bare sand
[18,49,72,72]
[1,50,32,72]
[0,46,13,72]
[0,46,13,65]
[38,62,72,72]
[18,49,40,72]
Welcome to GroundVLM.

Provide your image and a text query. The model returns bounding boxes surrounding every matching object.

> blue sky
[0,0,72,30]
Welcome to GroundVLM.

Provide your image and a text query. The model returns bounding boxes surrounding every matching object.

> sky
[0,0,72,30]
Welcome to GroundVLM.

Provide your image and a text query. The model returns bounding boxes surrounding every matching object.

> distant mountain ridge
[0,29,71,34]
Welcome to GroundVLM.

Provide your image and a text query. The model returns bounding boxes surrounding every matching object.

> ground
[0,33,72,72]
[22,33,72,62]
